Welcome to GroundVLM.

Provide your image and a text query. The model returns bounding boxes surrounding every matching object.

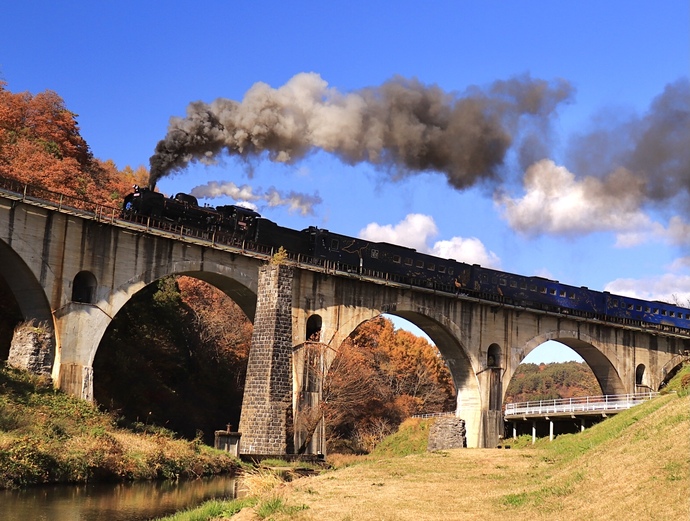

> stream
[0,474,238,521]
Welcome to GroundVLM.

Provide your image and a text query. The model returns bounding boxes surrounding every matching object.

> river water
[0,475,238,521]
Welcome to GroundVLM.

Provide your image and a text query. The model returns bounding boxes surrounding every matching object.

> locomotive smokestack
[148,73,573,190]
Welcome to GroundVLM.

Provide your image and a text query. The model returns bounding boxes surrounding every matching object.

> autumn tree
[323,316,456,453]
[0,81,145,206]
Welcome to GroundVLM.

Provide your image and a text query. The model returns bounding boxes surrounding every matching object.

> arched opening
[506,339,604,441]
[322,314,456,454]
[0,275,23,361]
[636,363,647,391]
[487,343,502,411]
[93,275,253,445]
[0,241,53,362]
[487,343,501,368]
[72,271,97,303]
[306,314,322,342]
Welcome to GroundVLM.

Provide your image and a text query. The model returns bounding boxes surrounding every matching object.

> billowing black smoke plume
[497,78,690,241]
[567,78,690,206]
[148,73,573,189]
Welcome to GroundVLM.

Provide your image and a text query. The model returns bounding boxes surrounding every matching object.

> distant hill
[505,361,601,403]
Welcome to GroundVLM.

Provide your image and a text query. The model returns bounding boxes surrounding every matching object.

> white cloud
[496,159,690,248]
[359,214,501,268]
[430,237,501,268]
[359,214,437,252]
[605,272,690,306]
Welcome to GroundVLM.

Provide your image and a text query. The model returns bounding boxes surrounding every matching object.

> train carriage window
[653,308,659,314]
[661,309,667,316]
[569,293,576,299]
[330,239,339,250]
[404,258,413,266]
[559,290,567,297]
[636,305,642,312]
[448,268,454,275]
[427,263,435,271]
[392,255,401,264]
[510,280,517,288]
[539,287,546,294]
[520,281,527,289]
[416,259,424,268]
[669,311,675,317]
[438,265,446,273]
[612,300,618,307]
[529,284,536,291]
[371,249,379,259]
[645,306,651,313]
[549,288,556,295]
[500,279,507,286]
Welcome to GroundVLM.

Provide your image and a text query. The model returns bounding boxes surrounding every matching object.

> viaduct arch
[0,191,688,450]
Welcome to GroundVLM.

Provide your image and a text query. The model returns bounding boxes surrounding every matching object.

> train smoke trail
[148,73,573,189]
[190,180,322,216]
[498,78,690,242]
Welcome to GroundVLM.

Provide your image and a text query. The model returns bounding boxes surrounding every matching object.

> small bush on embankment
[0,364,240,489]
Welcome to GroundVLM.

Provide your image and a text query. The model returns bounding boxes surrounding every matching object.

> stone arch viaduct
[1,190,688,451]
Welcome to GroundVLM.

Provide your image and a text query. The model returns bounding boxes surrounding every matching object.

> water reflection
[0,475,237,521]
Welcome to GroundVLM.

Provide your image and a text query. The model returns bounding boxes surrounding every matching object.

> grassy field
[0,365,240,488]
[160,367,690,521]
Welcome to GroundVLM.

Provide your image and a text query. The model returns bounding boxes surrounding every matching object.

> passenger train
[122,187,690,334]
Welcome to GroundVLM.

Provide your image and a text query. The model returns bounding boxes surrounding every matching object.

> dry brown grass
[228,394,689,521]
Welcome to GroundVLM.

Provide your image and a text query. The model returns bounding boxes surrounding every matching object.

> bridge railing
[503,392,659,417]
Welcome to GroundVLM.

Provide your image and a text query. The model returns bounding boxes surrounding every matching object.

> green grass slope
[0,365,239,489]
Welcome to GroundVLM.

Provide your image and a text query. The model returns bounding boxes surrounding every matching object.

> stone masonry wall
[7,321,55,378]
[427,417,467,451]
[238,264,294,455]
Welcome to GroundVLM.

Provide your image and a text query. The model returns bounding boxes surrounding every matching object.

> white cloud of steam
[190,180,322,216]
[263,188,322,216]
[191,180,261,202]
[496,159,690,248]
[359,214,501,268]
[497,159,651,237]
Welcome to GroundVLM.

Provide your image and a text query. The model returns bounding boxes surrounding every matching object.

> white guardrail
[504,392,659,417]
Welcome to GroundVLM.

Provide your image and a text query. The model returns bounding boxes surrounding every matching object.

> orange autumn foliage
[0,81,146,205]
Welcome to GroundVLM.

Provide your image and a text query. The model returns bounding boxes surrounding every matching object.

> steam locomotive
[122,187,690,334]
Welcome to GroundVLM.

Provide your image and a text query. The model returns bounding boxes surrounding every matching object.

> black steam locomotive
[122,187,690,334]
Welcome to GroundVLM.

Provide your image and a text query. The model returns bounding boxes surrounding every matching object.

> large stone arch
[56,259,259,400]
[0,238,52,325]
[367,303,484,448]
[516,329,626,396]
[0,239,54,371]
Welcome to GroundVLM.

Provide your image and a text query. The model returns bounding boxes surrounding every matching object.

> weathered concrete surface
[1,192,688,451]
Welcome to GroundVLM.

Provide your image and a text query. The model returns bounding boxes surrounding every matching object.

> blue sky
[2,1,688,363]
